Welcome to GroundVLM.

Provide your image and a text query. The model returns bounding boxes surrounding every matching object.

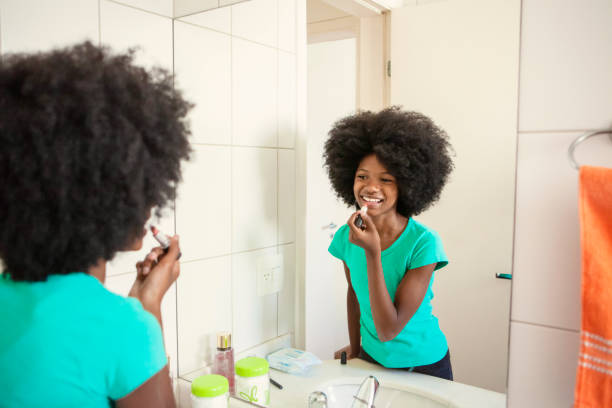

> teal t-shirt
[0,272,167,407]
[328,218,449,368]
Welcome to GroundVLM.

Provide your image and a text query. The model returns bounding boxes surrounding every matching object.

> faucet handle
[308,390,328,408]
[351,376,380,408]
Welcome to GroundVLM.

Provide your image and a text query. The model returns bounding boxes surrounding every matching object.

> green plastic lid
[191,374,229,398]
[235,356,269,378]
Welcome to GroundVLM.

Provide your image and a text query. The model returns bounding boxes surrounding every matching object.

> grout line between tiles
[229,4,235,344]
[511,319,580,334]
[519,128,604,135]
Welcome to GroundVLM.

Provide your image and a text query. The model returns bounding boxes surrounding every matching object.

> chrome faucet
[308,390,328,408]
[351,375,380,408]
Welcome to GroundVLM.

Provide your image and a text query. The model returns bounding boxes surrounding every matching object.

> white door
[305,38,357,359]
[389,1,520,392]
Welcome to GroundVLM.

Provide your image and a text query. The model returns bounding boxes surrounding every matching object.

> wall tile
[232,247,278,352]
[0,0,98,54]
[278,243,295,336]
[278,149,295,244]
[105,273,179,378]
[278,0,296,53]
[231,0,277,47]
[175,145,231,262]
[220,0,246,5]
[109,0,173,17]
[100,0,173,70]
[106,209,175,276]
[232,38,277,147]
[518,0,612,131]
[512,131,612,330]
[232,147,278,252]
[278,51,297,148]
[507,322,580,408]
[177,257,232,375]
[174,0,218,18]
[178,6,231,34]
[174,21,231,145]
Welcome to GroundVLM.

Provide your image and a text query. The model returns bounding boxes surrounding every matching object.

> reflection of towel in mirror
[575,166,612,407]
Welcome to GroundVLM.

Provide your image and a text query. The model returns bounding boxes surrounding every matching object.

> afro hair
[0,42,192,281]
[323,106,453,218]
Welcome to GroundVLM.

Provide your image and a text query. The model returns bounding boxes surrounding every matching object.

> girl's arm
[117,238,182,408]
[343,262,362,358]
[347,212,435,342]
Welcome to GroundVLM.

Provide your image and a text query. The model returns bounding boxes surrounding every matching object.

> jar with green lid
[191,374,229,408]
[235,356,270,407]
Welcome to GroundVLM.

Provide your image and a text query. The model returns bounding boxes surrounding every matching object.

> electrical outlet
[257,254,284,296]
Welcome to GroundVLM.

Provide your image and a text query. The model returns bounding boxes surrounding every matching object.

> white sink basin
[315,378,454,408]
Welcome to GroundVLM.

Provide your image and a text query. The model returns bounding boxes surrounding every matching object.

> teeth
[362,196,382,203]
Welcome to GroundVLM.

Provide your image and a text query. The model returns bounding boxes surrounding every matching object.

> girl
[324,107,454,380]
[0,42,191,407]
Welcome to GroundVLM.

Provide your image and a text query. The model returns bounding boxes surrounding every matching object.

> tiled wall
[507,0,612,406]
[0,0,298,381]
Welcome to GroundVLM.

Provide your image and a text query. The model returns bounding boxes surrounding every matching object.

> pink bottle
[212,332,235,394]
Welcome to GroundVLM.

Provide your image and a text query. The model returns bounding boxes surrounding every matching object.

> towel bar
[568,130,612,170]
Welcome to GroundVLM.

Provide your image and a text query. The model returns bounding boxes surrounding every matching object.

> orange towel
[575,166,612,407]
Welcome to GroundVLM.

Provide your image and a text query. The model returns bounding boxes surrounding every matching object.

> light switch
[257,253,284,296]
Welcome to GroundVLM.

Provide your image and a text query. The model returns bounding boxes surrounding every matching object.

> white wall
[507,0,612,406]
[0,0,302,384]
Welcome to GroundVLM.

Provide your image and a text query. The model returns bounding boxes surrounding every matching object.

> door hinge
[387,60,391,77]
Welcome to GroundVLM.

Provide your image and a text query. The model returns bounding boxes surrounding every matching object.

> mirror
[173,0,518,405]
[305,0,518,398]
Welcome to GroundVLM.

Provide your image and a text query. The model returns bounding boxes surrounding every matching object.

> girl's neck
[88,258,106,284]
[370,210,408,237]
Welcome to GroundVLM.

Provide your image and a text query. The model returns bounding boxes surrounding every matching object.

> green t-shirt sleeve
[410,230,448,271]
[108,298,168,400]
[328,224,348,261]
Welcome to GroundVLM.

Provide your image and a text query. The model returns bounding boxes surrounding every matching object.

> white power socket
[256,253,284,296]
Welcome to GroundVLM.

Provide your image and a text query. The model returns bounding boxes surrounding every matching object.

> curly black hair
[0,42,192,282]
[323,107,453,218]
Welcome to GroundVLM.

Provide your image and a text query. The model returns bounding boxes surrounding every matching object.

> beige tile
[175,145,231,261]
[173,0,218,18]
[232,247,278,352]
[278,51,297,148]
[512,131,612,330]
[177,257,232,375]
[0,0,98,54]
[100,0,173,70]
[519,0,612,131]
[278,150,295,244]
[174,21,231,145]
[231,147,278,252]
[507,322,580,408]
[231,0,277,47]
[232,38,277,147]
[178,6,231,34]
[278,244,295,336]
[278,0,296,53]
[108,0,173,17]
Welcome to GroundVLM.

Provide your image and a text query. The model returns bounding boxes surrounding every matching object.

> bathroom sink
[314,378,453,408]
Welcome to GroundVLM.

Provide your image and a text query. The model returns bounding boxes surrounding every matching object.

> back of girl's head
[0,42,192,282]
[323,106,454,218]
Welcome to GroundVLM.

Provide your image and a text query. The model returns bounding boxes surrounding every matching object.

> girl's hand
[347,211,381,255]
[334,344,359,360]
[129,235,181,313]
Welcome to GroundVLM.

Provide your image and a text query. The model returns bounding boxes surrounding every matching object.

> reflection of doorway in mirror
[305,36,356,360]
